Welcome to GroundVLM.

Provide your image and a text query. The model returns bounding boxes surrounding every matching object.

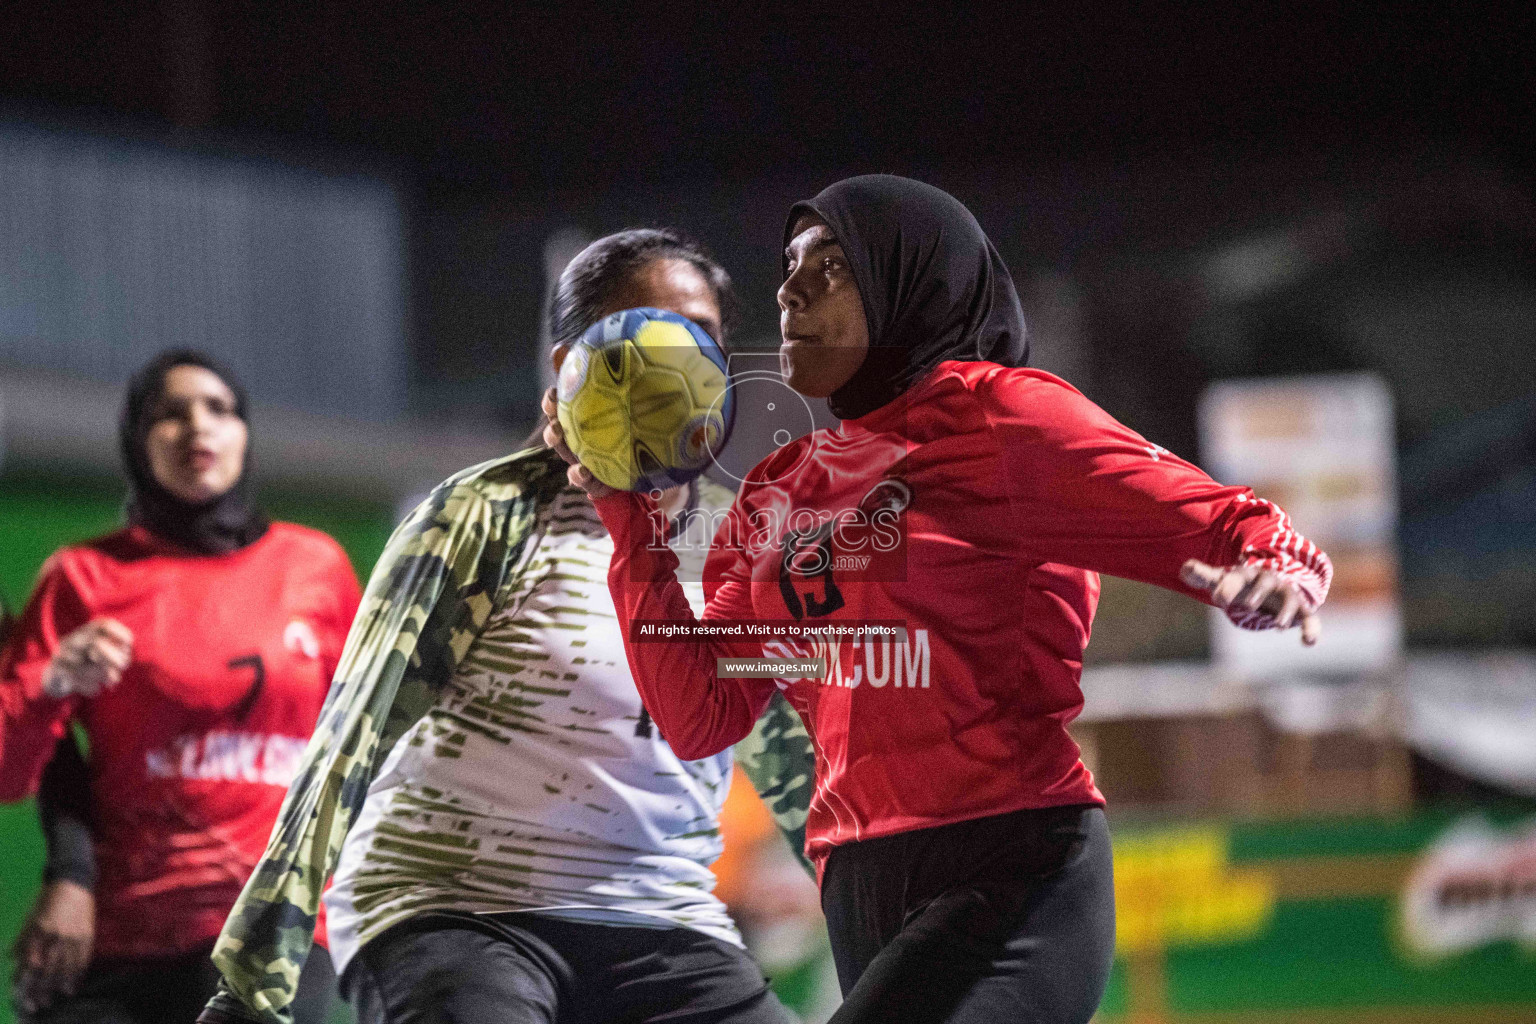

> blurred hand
[11,879,95,1014]
[42,619,133,699]
[1180,559,1322,646]
[541,387,618,500]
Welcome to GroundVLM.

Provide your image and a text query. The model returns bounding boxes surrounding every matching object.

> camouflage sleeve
[201,460,549,1024]
[733,691,816,877]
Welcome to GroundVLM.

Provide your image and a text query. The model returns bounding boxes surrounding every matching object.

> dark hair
[547,228,738,350]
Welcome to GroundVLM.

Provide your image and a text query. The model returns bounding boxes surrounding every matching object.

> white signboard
[1199,373,1402,677]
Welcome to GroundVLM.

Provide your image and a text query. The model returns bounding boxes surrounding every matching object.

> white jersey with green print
[323,471,744,976]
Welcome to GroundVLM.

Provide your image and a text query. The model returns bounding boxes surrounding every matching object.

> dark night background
[6,5,1530,185]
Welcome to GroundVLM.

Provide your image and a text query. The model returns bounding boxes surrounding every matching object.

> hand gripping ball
[556,307,735,492]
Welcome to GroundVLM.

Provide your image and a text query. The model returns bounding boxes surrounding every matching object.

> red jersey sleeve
[0,555,90,801]
[976,366,1332,626]
[594,490,774,761]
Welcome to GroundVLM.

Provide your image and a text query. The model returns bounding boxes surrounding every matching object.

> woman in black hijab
[779,174,1029,419]
[3,350,360,1024]
[118,350,270,555]
[546,175,1332,1022]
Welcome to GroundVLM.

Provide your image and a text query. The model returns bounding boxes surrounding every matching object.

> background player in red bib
[1,350,362,1024]
[545,175,1333,1023]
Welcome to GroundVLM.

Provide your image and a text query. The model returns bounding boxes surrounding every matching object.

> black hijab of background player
[784,174,1029,420]
[120,349,268,556]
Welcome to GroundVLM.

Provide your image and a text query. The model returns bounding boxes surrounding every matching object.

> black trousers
[821,804,1115,1024]
[25,942,340,1024]
[339,911,795,1024]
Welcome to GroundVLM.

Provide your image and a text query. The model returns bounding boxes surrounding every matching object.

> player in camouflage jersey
[199,230,815,1024]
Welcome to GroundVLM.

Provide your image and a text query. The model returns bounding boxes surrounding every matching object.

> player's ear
[550,342,571,374]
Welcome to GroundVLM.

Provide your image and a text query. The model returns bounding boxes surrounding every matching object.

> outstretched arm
[589,488,776,761]
[542,389,776,762]
[982,368,1332,639]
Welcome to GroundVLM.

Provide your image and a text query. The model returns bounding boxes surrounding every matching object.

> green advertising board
[1095,810,1536,1023]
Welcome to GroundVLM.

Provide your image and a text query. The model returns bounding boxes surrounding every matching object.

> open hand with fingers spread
[1180,559,1322,645]
[541,387,618,500]
[42,619,134,699]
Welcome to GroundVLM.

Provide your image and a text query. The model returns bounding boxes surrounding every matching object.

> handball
[556,307,734,492]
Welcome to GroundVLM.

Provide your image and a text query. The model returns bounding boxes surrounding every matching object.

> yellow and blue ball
[556,307,734,492]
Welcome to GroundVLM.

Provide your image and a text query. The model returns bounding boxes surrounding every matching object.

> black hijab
[784,175,1029,420]
[120,350,268,555]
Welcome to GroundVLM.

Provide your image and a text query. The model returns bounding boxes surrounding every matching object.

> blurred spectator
[0,351,361,1024]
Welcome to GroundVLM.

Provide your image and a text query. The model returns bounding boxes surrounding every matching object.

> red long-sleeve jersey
[0,523,361,957]
[597,361,1332,872]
